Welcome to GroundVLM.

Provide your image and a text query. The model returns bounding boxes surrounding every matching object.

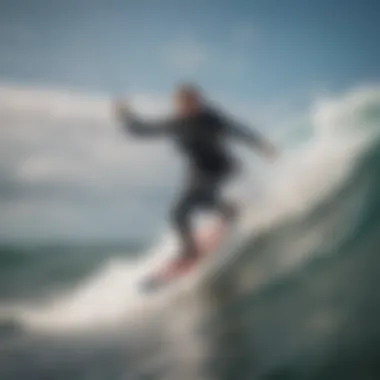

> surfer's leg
[171,187,202,260]
[203,171,239,224]
[216,199,239,223]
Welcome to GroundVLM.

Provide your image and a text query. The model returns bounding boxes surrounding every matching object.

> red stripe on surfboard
[156,220,227,281]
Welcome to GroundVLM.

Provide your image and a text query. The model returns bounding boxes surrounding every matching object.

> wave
[1,86,380,379]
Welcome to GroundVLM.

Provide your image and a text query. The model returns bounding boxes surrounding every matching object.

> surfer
[115,84,278,266]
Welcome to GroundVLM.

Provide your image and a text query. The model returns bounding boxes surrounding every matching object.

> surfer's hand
[262,142,279,162]
[114,99,132,120]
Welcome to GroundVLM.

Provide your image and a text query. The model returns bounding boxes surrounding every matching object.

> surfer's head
[174,83,204,116]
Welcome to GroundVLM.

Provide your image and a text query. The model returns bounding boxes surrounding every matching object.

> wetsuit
[121,107,265,259]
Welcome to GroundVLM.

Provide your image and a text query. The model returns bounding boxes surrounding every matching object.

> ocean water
[1,88,380,380]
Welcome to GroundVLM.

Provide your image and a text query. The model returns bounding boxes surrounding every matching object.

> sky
[0,0,379,243]
[1,0,379,100]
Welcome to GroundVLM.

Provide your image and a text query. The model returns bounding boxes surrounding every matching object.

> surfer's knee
[220,201,238,222]
[171,201,191,229]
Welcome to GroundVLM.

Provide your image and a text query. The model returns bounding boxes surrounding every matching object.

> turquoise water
[208,140,380,380]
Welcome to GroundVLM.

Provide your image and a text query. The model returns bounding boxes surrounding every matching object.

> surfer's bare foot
[181,253,199,264]
[168,256,197,274]
[179,248,200,263]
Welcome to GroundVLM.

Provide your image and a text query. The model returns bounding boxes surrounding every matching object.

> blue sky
[1,0,379,102]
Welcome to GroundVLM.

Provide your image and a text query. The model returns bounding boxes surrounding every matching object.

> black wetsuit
[122,107,264,258]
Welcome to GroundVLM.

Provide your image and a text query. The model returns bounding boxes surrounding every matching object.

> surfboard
[141,219,230,292]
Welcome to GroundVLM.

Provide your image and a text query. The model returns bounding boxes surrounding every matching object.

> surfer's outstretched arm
[220,113,279,160]
[114,101,176,138]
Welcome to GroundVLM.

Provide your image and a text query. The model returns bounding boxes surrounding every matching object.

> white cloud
[163,39,208,74]
[0,84,180,242]
[162,26,255,78]
[0,84,109,121]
